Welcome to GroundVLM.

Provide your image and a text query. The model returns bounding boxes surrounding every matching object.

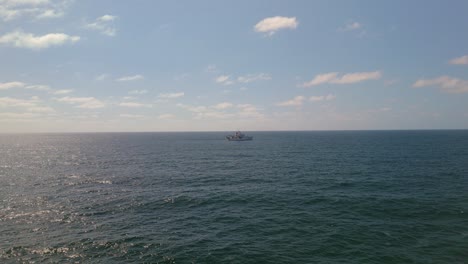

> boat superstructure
[226,131,253,141]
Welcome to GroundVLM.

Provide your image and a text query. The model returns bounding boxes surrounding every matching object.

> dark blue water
[1,131,467,263]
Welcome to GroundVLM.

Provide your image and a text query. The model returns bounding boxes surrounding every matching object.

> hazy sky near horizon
[1,0,468,132]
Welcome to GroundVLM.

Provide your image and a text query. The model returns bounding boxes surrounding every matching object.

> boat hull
[226,136,253,141]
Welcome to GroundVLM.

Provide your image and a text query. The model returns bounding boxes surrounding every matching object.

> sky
[1,0,468,132]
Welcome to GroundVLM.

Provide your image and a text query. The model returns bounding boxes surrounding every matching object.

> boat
[226,131,253,141]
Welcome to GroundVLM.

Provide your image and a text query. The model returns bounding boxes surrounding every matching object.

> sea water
[1,131,467,263]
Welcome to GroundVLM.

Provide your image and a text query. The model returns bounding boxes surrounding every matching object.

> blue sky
[1,0,467,132]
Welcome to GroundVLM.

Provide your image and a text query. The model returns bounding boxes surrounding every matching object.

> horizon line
[1,128,467,135]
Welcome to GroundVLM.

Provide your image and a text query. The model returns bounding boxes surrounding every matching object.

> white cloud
[332,71,381,84]
[0,31,80,49]
[213,102,233,109]
[237,73,271,83]
[158,114,175,120]
[302,71,382,87]
[254,16,298,35]
[216,75,229,83]
[339,21,366,37]
[301,72,338,87]
[194,111,232,119]
[236,104,264,119]
[309,94,336,102]
[0,0,69,21]
[56,96,105,109]
[0,82,73,95]
[413,76,468,94]
[27,106,54,112]
[277,95,306,106]
[51,89,73,94]
[449,55,468,65]
[119,102,151,108]
[0,81,25,90]
[341,21,362,31]
[129,89,148,95]
[215,75,234,85]
[178,102,264,120]
[0,6,19,21]
[178,102,232,119]
[0,94,54,115]
[215,73,271,85]
[116,74,144,82]
[25,84,51,91]
[177,103,208,113]
[0,96,40,107]
[120,114,145,118]
[0,112,39,119]
[236,104,258,111]
[36,8,62,19]
[85,14,118,36]
[98,14,116,22]
[0,1,51,7]
[158,92,184,99]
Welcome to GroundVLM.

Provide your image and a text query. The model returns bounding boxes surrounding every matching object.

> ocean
[1,131,467,263]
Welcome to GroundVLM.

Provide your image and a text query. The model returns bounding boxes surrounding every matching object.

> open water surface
[0,131,467,263]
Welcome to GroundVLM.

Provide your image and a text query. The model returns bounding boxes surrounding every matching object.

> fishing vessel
[226,131,253,141]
